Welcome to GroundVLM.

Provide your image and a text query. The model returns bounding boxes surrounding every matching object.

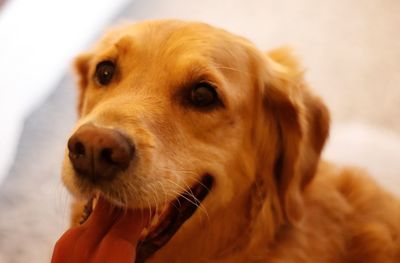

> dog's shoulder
[308,162,400,262]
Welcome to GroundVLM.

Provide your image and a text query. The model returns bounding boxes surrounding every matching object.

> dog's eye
[190,83,219,108]
[95,61,115,86]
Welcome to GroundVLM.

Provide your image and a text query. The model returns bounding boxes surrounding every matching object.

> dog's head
[62,20,329,261]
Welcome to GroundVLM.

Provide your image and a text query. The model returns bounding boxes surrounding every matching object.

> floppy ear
[263,47,330,224]
[73,52,92,115]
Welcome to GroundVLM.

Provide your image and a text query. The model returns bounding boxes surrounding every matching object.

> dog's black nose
[67,124,134,181]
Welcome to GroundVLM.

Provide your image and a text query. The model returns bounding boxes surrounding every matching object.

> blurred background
[0,0,399,261]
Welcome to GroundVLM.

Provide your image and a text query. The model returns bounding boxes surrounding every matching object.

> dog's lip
[135,174,213,262]
[79,175,213,262]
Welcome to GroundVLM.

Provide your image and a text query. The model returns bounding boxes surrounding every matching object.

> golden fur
[62,20,400,262]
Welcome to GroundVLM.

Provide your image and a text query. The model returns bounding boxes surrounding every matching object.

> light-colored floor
[0,0,399,262]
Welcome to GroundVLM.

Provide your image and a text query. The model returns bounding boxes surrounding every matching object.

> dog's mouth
[79,175,213,263]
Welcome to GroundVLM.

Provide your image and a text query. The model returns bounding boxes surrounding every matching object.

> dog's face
[62,20,329,261]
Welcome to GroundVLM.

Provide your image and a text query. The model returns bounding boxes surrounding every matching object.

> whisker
[158,166,197,173]
[158,170,211,215]
[156,181,171,208]
[149,183,160,216]
[146,198,153,225]
[159,167,212,192]
[166,179,209,218]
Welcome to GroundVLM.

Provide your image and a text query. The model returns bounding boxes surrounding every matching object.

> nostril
[100,148,114,164]
[74,141,86,156]
[68,136,86,158]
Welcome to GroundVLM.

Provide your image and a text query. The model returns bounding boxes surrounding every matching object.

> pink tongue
[87,197,150,248]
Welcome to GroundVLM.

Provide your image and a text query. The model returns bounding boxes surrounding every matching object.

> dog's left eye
[95,61,115,86]
[190,82,219,108]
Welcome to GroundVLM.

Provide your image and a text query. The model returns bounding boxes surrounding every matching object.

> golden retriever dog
[61,20,400,262]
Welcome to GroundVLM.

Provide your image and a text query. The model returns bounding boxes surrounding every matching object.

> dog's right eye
[189,82,220,109]
[95,61,115,86]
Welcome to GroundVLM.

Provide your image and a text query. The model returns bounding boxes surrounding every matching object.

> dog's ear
[263,47,330,224]
[73,52,92,115]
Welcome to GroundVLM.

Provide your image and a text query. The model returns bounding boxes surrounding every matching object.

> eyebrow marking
[114,35,135,55]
